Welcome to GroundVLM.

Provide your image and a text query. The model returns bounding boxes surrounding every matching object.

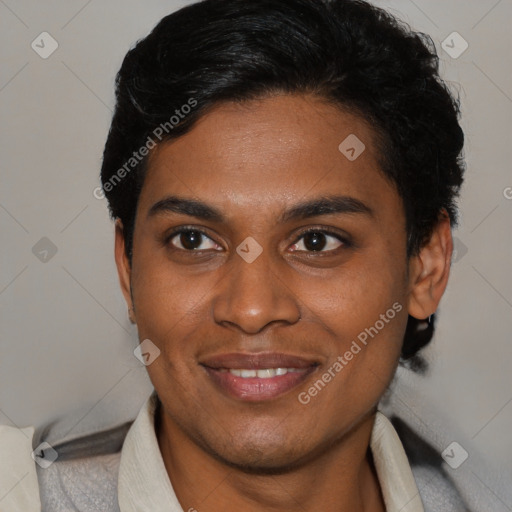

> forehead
[139,94,402,223]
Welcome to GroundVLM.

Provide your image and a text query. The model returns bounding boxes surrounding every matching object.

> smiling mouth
[200,352,320,401]
[219,367,304,378]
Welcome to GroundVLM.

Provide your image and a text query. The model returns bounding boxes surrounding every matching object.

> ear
[407,209,453,320]
[114,219,136,324]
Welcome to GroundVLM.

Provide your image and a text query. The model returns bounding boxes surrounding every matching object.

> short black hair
[100,0,465,365]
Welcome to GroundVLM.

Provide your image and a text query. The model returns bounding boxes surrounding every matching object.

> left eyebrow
[278,195,374,223]
[146,194,374,223]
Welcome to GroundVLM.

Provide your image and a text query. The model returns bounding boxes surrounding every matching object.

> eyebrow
[147,195,374,223]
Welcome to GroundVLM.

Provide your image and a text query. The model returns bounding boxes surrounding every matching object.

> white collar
[118,392,424,512]
[371,410,424,512]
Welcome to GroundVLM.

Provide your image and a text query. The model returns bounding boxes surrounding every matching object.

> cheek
[306,307,406,429]
[298,253,408,393]
[130,259,203,394]
[300,255,406,338]
[131,251,209,327]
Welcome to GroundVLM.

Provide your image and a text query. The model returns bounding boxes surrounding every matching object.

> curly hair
[100,0,465,365]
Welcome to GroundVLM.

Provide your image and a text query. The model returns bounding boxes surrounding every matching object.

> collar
[118,392,424,512]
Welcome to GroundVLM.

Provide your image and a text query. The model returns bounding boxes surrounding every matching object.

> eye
[289,229,349,253]
[167,228,222,251]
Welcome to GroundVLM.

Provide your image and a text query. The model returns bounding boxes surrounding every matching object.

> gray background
[1,0,511,506]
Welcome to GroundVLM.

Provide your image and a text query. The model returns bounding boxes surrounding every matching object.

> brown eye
[168,229,221,251]
[303,231,327,251]
[290,230,349,253]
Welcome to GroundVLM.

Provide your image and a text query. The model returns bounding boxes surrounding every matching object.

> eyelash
[163,225,352,254]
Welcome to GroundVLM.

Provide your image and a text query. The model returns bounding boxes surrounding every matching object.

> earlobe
[407,210,453,320]
[114,219,136,323]
[128,305,137,324]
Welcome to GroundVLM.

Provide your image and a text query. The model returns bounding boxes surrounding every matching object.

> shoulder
[0,417,133,512]
[384,391,509,512]
[389,414,472,511]
[35,420,132,512]
[37,452,122,512]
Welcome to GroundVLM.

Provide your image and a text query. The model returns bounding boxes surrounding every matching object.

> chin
[202,434,317,475]
[215,448,310,476]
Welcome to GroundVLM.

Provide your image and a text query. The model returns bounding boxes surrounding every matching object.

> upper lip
[200,352,320,370]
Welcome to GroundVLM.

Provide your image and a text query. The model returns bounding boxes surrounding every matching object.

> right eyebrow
[147,196,225,223]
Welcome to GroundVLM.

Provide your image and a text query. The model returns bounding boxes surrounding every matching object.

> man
[1,0,490,510]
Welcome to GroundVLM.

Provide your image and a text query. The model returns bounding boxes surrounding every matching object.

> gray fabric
[391,416,471,511]
[33,419,132,462]
[35,422,130,512]
[37,452,121,512]
[382,384,511,512]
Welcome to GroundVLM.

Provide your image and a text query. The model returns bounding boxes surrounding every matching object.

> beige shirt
[1,392,424,512]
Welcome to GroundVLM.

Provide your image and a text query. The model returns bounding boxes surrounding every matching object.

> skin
[114,94,453,512]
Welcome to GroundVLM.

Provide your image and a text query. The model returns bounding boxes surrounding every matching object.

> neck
[156,404,385,512]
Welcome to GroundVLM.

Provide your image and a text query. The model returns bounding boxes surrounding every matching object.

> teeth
[227,368,302,378]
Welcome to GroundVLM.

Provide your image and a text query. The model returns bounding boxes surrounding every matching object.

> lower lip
[203,367,317,401]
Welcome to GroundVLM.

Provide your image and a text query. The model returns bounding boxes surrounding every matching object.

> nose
[212,250,301,334]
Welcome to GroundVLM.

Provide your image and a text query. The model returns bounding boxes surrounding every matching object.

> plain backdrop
[1,0,511,502]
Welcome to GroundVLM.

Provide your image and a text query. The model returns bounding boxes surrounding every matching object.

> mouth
[200,352,320,402]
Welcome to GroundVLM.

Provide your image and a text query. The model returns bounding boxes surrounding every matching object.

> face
[117,94,434,471]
